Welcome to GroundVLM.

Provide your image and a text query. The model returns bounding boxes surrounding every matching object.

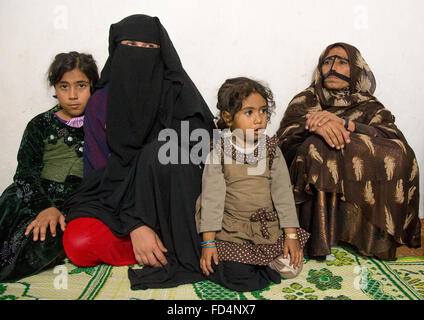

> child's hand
[283,239,303,269]
[200,247,219,276]
[25,207,66,241]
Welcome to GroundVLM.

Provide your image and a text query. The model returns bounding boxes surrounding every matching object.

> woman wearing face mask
[62,15,216,289]
[277,42,421,261]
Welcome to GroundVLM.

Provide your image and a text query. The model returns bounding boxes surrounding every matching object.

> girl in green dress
[0,52,98,281]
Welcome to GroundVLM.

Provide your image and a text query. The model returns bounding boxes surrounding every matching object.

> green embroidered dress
[0,106,84,281]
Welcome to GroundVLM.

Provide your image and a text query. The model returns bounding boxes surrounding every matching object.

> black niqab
[99,14,210,166]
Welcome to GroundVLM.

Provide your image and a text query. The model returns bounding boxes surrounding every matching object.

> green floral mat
[1,247,423,300]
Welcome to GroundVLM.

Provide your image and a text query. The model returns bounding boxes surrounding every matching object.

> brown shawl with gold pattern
[277,43,420,259]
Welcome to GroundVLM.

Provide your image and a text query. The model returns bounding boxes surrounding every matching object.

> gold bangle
[284,233,298,240]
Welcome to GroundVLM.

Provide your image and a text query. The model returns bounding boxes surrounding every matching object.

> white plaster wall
[0,0,423,217]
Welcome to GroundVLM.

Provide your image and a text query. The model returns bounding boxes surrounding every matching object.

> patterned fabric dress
[0,106,84,281]
[197,133,309,266]
[277,43,421,260]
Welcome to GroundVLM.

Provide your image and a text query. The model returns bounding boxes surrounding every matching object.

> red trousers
[63,218,137,267]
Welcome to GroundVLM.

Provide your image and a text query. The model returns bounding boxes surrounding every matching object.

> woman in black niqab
[63,14,216,289]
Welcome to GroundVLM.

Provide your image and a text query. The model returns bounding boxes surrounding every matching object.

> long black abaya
[64,15,215,288]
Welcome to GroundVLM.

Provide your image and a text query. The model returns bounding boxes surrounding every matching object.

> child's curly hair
[216,77,276,130]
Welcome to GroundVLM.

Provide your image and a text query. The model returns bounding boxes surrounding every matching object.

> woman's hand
[130,225,168,267]
[283,239,303,269]
[305,111,351,149]
[305,111,344,131]
[25,207,66,241]
[200,247,219,276]
[314,120,351,149]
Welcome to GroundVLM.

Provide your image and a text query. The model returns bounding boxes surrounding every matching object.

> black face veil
[98,14,214,166]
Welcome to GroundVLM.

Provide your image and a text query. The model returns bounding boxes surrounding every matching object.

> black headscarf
[65,14,215,237]
[97,14,214,166]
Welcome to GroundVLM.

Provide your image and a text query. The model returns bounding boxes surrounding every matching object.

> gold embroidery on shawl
[326,160,339,184]
[290,96,307,105]
[309,144,323,164]
[392,139,407,154]
[352,157,364,181]
[280,124,300,137]
[348,111,363,121]
[408,186,416,204]
[305,184,311,193]
[403,212,414,230]
[356,93,373,102]
[295,156,304,163]
[410,159,418,182]
[385,206,395,236]
[384,155,396,181]
[369,114,383,125]
[358,134,375,156]
[353,203,362,215]
[355,52,371,71]
[333,99,349,107]
[394,179,404,204]
[364,181,375,206]
[323,89,331,100]
[382,126,399,134]
[356,74,372,93]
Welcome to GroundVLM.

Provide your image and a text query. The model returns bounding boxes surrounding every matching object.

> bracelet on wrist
[201,240,216,245]
[284,233,298,240]
[342,117,349,130]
